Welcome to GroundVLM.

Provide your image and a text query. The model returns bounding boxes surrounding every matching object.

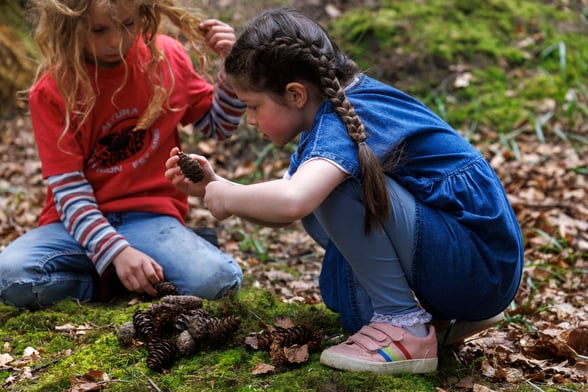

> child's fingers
[165,154,180,169]
[169,146,180,157]
[199,20,235,57]
[209,35,235,57]
[199,19,229,31]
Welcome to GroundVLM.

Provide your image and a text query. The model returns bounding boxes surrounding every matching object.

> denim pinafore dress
[289,74,524,323]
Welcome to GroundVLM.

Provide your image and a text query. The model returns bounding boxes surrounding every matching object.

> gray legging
[302,176,421,331]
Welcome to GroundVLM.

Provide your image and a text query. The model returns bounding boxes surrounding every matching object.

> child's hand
[112,246,164,296]
[165,147,216,197]
[199,19,236,59]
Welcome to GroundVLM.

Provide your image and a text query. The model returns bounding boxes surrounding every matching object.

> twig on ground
[147,376,163,392]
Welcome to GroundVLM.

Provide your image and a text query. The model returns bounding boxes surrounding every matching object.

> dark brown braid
[273,35,391,234]
[225,8,391,234]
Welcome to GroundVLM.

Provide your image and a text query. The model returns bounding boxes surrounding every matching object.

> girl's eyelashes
[91,20,135,34]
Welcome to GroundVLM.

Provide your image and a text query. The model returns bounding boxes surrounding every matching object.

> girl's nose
[246,113,256,126]
[107,32,122,48]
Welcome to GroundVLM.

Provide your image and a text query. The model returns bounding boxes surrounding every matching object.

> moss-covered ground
[328,0,588,145]
[0,283,489,392]
[0,281,582,392]
[0,286,449,392]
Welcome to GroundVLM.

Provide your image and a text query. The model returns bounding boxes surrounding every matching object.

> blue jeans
[0,212,243,309]
[303,177,420,333]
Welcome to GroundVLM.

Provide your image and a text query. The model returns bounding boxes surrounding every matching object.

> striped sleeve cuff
[193,70,245,140]
[48,172,130,275]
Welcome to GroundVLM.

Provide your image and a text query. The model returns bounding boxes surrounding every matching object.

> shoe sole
[320,351,438,375]
[436,312,505,346]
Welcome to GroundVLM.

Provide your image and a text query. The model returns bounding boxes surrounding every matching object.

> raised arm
[193,19,245,140]
[204,159,348,225]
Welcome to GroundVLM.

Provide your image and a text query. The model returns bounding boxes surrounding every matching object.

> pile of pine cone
[245,324,324,367]
[117,282,326,373]
[117,283,240,372]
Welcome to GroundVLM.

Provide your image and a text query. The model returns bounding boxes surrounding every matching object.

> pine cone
[270,340,289,367]
[254,330,274,351]
[150,304,179,335]
[146,335,177,372]
[133,309,155,340]
[249,324,324,366]
[174,308,209,333]
[117,321,137,347]
[307,330,324,353]
[161,295,203,312]
[176,330,197,357]
[255,325,318,351]
[154,281,177,297]
[206,315,241,343]
[177,151,204,183]
[272,325,318,349]
[187,314,241,345]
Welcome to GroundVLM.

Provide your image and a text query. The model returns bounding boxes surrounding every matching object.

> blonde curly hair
[26,0,210,149]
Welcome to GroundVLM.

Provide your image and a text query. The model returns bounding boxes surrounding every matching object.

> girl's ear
[285,82,308,108]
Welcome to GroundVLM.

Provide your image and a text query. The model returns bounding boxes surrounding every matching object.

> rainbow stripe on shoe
[378,341,412,362]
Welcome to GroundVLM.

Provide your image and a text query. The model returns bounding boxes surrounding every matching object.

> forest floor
[0,1,587,391]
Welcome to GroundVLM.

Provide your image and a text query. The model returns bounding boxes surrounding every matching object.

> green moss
[0,285,456,391]
[328,0,587,142]
[2,284,584,391]
[340,0,564,66]
[0,370,10,380]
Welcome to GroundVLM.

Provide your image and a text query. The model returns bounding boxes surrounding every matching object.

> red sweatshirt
[29,35,234,226]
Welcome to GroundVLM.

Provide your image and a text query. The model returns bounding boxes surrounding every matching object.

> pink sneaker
[320,322,438,375]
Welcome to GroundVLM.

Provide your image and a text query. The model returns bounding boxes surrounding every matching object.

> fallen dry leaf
[283,344,309,364]
[68,370,109,392]
[565,327,588,355]
[0,353,14,367]
[252,362,275,375]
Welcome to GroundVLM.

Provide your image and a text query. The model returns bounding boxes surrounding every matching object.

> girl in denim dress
[166,8,524,375]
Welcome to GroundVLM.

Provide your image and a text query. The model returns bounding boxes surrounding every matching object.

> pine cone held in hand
[177,151,204,183]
